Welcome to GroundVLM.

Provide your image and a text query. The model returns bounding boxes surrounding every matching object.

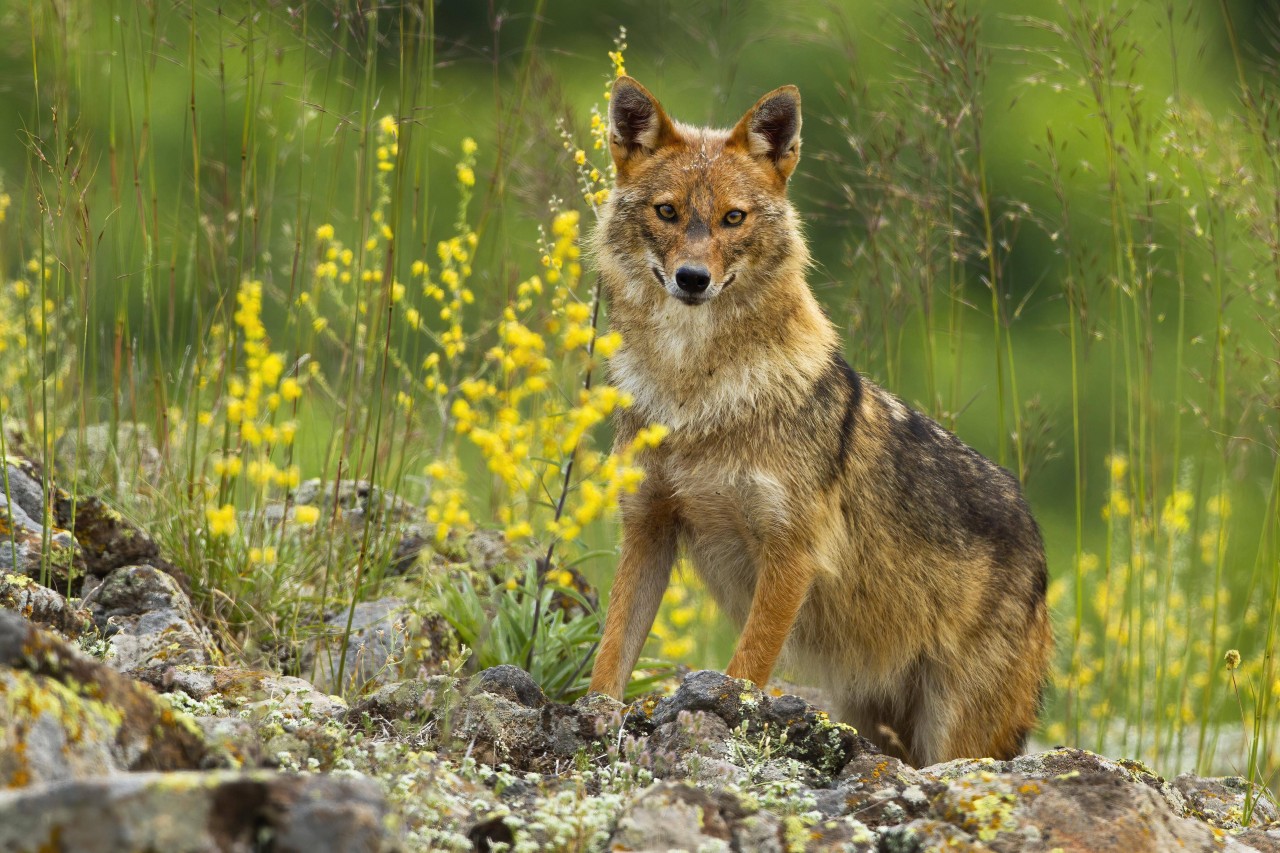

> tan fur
[588,77,1052,766]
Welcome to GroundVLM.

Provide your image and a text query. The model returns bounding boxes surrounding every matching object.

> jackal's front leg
[589,510,678,700]
[725,550,817,686]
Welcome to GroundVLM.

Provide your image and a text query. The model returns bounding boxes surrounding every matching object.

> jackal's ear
[609,77,676,177]
[730,86,802,183]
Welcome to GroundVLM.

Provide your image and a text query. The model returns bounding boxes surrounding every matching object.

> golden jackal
[587,76,1052,766]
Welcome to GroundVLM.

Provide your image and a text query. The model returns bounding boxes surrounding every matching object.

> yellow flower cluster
[203,278,303,535]
[424,193,664,547]
[376,115,399,172]
[579,29,625,200]
[0,191,10,223]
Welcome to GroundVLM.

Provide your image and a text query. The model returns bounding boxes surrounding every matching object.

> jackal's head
[595,77,805,309]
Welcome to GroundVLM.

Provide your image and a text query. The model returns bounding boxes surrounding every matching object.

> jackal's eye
[655,203,678,222]
[723,209,747,227]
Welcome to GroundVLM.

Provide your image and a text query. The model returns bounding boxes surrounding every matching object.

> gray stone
[445,687,611,773]
[134,664,348,721]
[348,676,457,726]
[0,770,399,853]
[83,565,215,671]
[1175,773,1280,829]
[0,461,45,525]
[53,494,180,583]
[638,669,874,778]
[472,664,547,708]
[609,782,739,852]
[305,597,410,693]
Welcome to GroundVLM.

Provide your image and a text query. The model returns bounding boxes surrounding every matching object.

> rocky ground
[2,449,1279,852]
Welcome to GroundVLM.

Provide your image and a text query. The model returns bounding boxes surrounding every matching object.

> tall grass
[1,0,1277,797]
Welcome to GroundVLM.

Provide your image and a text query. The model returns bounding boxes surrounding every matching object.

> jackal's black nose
[675,265,711,294]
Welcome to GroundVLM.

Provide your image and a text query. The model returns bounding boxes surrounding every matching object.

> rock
[609,781,832,853]
[83,564,216,671]
[465,528,511,572]
[815,752,936,827]
[53,421,162,483]
[445,686,608,773]
[472,664,547,708]
[1175,774,1280,830]
[925,766,1240,852]
[803,817,879,851]
[925,747,1188,816]
[348,676,458,728]
[0,455,186,593]
[293,478,413,523]
[1,667,126,786]
[0,572,93,637]
[0,611,210,786]
[571,689,625,720]
[53,494,186,589]
[305,597,411,693]
[1,460,46,521]
[0,489,82,584]
[133,664,348,721]
[879,819,988,851]
[1238,827,1280,853]
[389,529,429,575]
[638,669,874,778]
[0,770,399,853]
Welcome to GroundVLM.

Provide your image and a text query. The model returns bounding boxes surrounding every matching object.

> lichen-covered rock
[305,597,411,693]
[0,668,126,786]
[133,664,348,721]
[445,687,607,773]
[0,611,210,786]
[925,767,1243,852]
[815,752,936,827]
[54,494,186,588]
[880,818,989,852]
[925,747,1188,817]
[1238,827,1280,853]
[0,572,92,637]
[637,669,874,778]
[802,816,879,851]
[348,676,457,728]
[83,564,217,671]
[0,769,399,853]
[1175,773,1280,830]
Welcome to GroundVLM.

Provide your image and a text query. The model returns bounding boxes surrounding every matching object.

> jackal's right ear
[608,77,676,178]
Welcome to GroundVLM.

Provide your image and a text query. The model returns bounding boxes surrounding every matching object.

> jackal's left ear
[730,86,802,183]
